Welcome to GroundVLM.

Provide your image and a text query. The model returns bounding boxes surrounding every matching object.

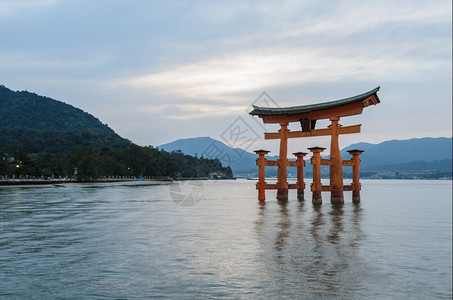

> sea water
[0,179,451,299]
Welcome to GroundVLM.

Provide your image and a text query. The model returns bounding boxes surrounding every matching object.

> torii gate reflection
[250,87,380,204]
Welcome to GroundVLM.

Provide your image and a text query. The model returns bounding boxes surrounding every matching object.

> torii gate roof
[250,87,380,123]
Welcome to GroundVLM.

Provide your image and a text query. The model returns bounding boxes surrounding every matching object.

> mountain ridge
[158,136,263,176]
[0,85,115,134]
[0,85,232,179]
[159,136,452,176]
[341,137,452,167]
[0,85,131,153]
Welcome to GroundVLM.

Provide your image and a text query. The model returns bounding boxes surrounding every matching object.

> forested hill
[0,85,114,133]
[0,85,130,153]
[0,85,233,180]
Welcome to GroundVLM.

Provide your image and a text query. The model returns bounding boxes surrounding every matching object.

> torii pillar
[329,117,344,203]
[293,152,307,200]
[254,150,270,201]
[348,149,364,203]
[309,147,325,205]
[277,122,289,200]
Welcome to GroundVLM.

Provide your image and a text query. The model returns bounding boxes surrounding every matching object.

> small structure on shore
[250,87,380,204]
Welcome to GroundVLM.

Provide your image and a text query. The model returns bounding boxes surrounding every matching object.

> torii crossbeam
[249,87,380,203]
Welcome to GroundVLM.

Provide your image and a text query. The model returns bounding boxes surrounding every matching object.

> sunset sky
[1,0,451,154]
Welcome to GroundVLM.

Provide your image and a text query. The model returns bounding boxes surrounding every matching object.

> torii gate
[249,87,380,204]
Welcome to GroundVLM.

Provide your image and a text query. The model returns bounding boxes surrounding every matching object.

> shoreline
[0,179,173,188]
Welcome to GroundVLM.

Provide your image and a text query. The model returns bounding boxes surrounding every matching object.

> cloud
[297,0,451,37]
[191,1,252,23]
[125,44,446,102]
[0,0,450,146]
[139,103,244,120]
[123,0,450,107]
[0,0,58,15]
[0,53,107,70]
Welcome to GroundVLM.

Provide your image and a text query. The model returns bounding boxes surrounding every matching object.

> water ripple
[0,180,451,299]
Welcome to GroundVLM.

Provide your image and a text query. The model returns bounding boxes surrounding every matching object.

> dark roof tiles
[250,87,380,116]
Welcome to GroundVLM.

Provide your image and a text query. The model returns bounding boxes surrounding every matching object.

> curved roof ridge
[250,86,380,116]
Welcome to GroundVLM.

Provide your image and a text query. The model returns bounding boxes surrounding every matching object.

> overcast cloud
[0,0,451,154]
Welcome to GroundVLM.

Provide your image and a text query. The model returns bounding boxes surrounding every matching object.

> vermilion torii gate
[250,87,380,204]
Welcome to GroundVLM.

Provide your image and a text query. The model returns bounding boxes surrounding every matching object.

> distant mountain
[0,85,130,153]
[341,137,452,170]
[158,137,222,157]
[159,136,452,176]
[364,159,452,172]
[158,137,266,176]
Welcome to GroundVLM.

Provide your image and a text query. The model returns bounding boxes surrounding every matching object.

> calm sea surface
[0,179,451,299]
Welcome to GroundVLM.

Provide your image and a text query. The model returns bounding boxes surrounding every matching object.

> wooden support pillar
[277,122,289,201]
[347,149,364,203]
[254,150,270,201]
[309,147,325,205]
[293,152,307,200]
[329,117,344,204]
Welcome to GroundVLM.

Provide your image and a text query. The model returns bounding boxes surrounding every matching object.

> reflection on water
[255,200,365,298]
[274,200,290,253]
[0,180,451,299]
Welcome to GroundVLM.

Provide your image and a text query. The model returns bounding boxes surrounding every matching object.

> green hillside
[0,85,114,133]
[0,85,232,180]
[0,85,130,153]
